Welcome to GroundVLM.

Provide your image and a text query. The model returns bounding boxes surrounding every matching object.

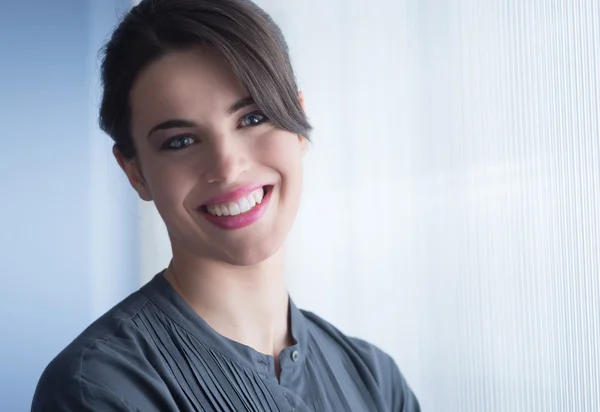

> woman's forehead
[134,48,244,99]
[129,48,248,128]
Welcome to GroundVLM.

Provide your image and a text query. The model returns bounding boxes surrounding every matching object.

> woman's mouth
[199,186,273,230]
[201,186,268,216]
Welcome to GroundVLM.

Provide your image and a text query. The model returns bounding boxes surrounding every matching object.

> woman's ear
[298,135,309,156]
[298,91,306,112]
[113,146,153,201]
[297,91,309,155]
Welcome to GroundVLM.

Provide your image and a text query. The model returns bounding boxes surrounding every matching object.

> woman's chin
[212,239,284,267]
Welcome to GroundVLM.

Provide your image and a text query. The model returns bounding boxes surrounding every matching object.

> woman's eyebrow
[147,119,197,138]
[146,97,256,138]
[227,96,255,115]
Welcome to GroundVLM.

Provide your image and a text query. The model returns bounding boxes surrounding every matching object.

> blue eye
[240,111,267,127]
[163,135,195,150]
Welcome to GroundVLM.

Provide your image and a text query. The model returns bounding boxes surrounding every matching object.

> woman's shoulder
[301,309,421,412]
[31,290,160,411]
[301,309,391,359]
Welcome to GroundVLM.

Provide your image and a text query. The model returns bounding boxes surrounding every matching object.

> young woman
[32,0,420,410]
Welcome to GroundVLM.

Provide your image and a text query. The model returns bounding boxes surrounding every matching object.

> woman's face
[119,47,307,266]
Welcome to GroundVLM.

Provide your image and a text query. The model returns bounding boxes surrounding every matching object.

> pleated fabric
[31,272,420,412]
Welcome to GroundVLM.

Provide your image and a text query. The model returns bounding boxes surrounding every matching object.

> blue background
[0,1,138,410]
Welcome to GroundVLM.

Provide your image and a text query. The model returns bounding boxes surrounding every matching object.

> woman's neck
[164,247,293,360]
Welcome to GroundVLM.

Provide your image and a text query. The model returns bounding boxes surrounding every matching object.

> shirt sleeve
[31,378,135,412]
[389,358,421,412]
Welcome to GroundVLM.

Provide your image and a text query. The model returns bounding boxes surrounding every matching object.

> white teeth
[205,187,267,217]
[228,202,241,216]
[254,190,264,204]
[239,198,251,213]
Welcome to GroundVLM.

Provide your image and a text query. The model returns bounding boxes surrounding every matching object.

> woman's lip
[202,184,267,207]
[200,186,273,230]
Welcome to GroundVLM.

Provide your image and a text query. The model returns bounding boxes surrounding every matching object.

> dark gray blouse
[32,272,420,411]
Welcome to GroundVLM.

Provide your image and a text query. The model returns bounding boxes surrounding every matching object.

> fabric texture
[32,272,420,411]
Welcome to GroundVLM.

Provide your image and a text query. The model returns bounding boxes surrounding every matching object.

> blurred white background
[1,0,598,411]
[141,0,600,410]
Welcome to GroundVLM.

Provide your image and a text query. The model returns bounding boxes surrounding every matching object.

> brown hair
[99,0,312,159]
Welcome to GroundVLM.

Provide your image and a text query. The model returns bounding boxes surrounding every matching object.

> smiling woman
[30,0,420,411]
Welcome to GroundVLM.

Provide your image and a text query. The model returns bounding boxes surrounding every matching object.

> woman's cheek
[150,167,194,205]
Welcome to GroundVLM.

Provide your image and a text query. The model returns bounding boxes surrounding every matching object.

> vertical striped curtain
[139,0,600,410]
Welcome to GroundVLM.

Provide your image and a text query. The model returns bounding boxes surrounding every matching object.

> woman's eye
[240,112,267,127]
[163,135,195,150]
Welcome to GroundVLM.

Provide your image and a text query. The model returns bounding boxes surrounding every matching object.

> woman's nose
[202,136,249,184]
